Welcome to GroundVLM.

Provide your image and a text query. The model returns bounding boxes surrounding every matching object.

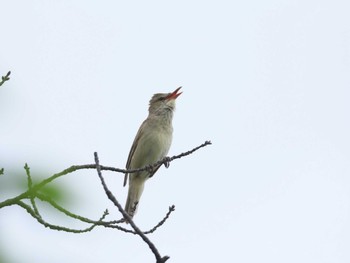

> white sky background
[1,0,350,262]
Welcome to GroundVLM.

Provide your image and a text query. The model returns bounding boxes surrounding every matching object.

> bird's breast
[130,123,173,170]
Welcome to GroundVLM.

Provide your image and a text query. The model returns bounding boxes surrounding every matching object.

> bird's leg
[163,156,171,168]
[146,164,154,174]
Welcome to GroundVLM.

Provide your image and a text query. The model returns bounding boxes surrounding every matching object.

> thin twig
[0,71,11,86]
[125,140,212,175]
[36,193,106,223]
[143,205,175,235]
[24,163,41,217]
[17,201,107,233]
[37,191,175,234]
[94,152,169,263]
[36,193,134,233]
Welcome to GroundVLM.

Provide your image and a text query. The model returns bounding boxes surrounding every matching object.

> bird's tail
[124,179,145,220]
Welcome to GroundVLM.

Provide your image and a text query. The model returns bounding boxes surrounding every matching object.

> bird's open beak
[166,86,182,100]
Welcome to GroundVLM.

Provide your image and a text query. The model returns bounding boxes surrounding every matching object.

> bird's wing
[123,120,146,186]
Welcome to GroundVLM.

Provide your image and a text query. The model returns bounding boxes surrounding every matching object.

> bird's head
[148,87,182,114]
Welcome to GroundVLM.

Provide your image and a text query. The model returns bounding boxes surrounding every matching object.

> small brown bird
[124,87,182,219]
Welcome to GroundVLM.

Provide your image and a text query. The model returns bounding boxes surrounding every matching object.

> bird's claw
[164,156,171,168]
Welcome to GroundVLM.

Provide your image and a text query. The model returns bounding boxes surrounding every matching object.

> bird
[123,87,182,220]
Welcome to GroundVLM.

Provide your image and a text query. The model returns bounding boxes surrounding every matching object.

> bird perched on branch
[123,87,182,220]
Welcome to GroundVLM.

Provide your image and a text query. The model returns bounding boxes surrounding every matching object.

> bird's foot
[163,156,171,168]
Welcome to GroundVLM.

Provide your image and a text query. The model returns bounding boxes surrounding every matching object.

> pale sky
[1,1,350,262]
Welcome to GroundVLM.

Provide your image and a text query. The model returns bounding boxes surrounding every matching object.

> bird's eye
[158,97,166,101]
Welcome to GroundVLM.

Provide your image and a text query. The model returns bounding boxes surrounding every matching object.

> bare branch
[94,152,170,263]
[36,193,105,223]
[24,163,41,217]
[17,201,108,233]
[35,193,135,233]
[143,205,175,235]
[0,71,11,86]
[124,140,212,175]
